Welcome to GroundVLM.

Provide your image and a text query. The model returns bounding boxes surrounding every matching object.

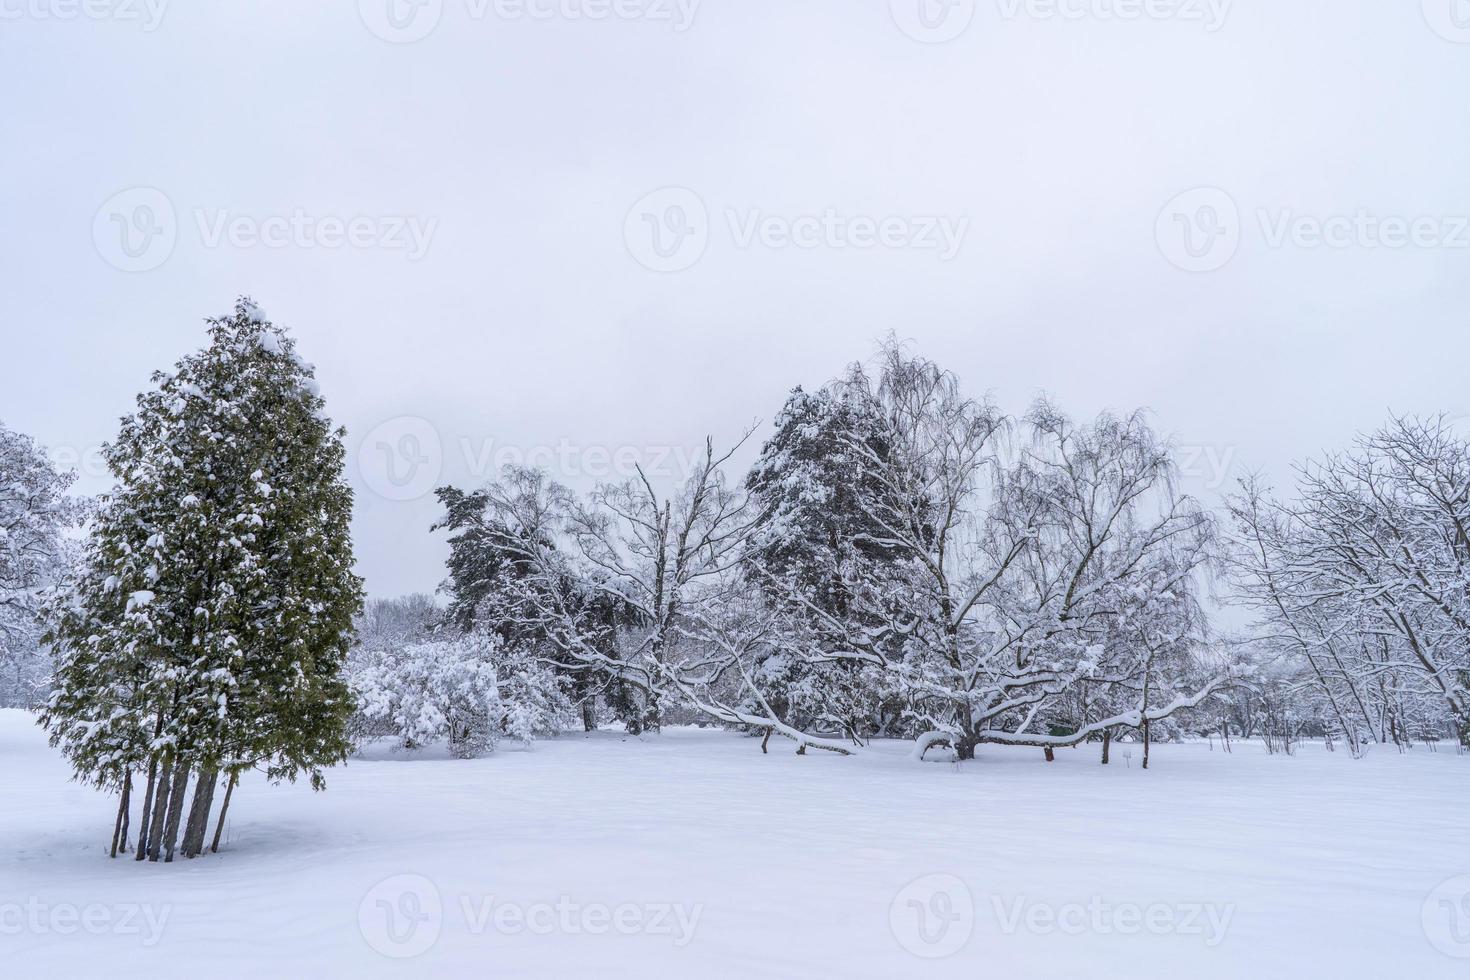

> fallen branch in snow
[910,731,957,761]
[975,677,1234,749]
[660,665,854,755]
[680,692,855,755]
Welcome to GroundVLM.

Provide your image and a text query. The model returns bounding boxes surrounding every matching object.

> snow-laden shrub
[351,632,574,758]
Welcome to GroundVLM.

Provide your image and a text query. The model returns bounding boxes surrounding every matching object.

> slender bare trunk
[1101,730,1111,765]
[182,768,218,858]
[210,772,238,854]
[162,762,191,862]
[146,751,175,861]
[134,713,166,860]
[118,772,132,854]
[1142,717,1151,770]
[133,757,157,861]
[110,773,132,858]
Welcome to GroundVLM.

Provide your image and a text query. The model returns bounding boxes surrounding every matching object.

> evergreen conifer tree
[42,298,363,861]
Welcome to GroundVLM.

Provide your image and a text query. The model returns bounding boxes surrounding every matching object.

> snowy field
[2,708,1467,979]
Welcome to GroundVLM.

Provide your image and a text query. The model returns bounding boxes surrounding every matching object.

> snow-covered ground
[3,708,1467,979]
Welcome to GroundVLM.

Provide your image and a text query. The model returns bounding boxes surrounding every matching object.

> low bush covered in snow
[350,632,575,758]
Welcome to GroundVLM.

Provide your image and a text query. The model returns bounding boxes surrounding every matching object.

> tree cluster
[427,345,1233,761]
[0,421,81,707]
[1227,416,1470,754]
[22,315,1469,866]
[40,299,363,861]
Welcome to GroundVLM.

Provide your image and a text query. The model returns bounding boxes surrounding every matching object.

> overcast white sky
[3,1,1469,599]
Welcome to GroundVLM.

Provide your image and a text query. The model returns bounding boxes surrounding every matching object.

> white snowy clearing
[2,709,1466,979]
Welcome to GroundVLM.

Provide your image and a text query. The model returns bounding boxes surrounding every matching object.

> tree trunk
[118,772,132,854]
[210,772,238,854]
[581,700,596,732]
[134,756,158,861]
[110,773,132,858]
[1043,746,1055,762]
[1101,730,1111,765]
[146,751,175,861]
[1142,717,1151,770]
[761,727,772,754]
[182,768,218,858]
[161,762,191,862]
[955,703,979,761]
[637,688,661,734]
[134,714,166,860]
